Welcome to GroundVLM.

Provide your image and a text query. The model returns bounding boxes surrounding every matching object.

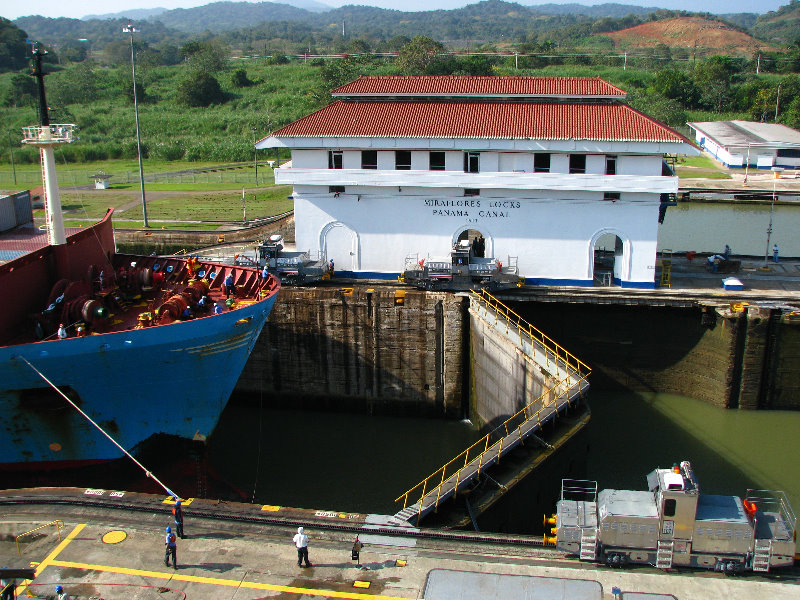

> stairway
[752,539,772,572]
[579,529,598,561]
[655,539,674,569]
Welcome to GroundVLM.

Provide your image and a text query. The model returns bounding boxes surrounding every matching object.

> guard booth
[90,172,112,189]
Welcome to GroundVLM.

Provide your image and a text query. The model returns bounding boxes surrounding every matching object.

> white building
[259,76,697,288]
[688,120,800,169]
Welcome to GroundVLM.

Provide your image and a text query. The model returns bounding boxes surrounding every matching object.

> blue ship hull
[0,292,277,466]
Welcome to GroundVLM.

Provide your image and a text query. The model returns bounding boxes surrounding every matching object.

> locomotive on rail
[544,461,797,573]
[400,239,523,292]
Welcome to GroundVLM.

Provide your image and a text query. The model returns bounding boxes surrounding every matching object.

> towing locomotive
[545,461,797,573]
[400,239,522,291]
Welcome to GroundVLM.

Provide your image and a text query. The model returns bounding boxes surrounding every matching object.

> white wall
[293,187,661,286]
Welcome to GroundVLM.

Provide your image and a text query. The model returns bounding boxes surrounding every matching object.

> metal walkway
[391,290,591,526]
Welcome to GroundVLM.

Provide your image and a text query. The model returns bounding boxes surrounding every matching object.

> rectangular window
[464,152,480,173]
[329,185,345,194]
[534,153,551,173]
[328,151,342,169]
[464,188,480,196]
[430,151,446,171]
[777,148,800,158]
[606,155,617,175]
[664,499,677,517]
[569,154,586,174]
[361,150,377,170]
[395,150,411,170]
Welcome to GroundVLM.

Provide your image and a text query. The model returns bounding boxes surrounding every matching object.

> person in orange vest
[172,500,185,539]
[164,526,178,569]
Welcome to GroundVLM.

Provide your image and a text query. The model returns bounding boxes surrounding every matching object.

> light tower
[21,44,76,246]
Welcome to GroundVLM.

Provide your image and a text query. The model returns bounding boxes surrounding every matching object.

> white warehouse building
[258,76,697,288]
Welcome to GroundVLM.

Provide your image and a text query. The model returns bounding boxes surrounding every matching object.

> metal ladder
[656,539,675,569]
[752,539,772,572]
[579,529,598,561]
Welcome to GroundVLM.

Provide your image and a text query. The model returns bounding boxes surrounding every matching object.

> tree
[231,68,254,88]
[1,73,37,107]
[176,71,225,107]
[652,69,700,108]
[0,17,29,73]
[396,36,445,75]
[181,41,229,73]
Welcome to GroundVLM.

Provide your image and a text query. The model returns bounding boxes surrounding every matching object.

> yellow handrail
[394,291,591,515]
[471,289,590,374]
[395,372,590,510]
[15,520,64,556]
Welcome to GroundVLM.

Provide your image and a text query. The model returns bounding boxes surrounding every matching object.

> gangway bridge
[391,289,591,527]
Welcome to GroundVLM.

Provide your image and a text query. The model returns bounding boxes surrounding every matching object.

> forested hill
[11,0,800,52]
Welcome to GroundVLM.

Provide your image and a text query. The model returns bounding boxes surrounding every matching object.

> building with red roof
[258,76,697,288]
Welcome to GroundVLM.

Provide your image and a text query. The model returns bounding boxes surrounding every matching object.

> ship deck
[0,488,797,600]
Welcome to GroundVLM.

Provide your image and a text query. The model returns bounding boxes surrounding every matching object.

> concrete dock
[1,488,798,600]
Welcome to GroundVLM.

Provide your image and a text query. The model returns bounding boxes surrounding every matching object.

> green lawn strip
[57,185,293,222]
[675,168,732,179]
[62,220,224,230]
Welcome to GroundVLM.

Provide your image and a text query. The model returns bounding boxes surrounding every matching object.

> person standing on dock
[164,526,178,569]
[351,536,366,568]
[293,527,312,568]
[773,243,780,263]
[55,585,69,600]
[57,324,67,339]
[173,500,185,539]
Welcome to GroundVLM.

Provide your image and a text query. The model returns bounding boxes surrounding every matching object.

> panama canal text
[424,199,521,219]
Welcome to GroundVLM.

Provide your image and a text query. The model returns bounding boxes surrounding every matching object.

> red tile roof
[272,101,686,143]
[332,76,626,98]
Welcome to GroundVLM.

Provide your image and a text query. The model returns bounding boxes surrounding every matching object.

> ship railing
[15,520,64,556]
[470,289,591,378]
[746,489,798,537]
[561,479,599,503]
[21,124,77,145]
[394,369,590,520]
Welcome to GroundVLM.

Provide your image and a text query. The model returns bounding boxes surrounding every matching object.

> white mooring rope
[18,355,179,499]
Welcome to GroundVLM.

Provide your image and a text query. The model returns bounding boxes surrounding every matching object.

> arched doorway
[321,221,359,272]
[590,230,627,286]
[455,227,489,258]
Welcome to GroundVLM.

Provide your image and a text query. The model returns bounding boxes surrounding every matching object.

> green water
[585,391,800,514]
[208,392,800,527]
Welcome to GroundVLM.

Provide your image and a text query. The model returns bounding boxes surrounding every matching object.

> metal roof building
[687,121,800,169]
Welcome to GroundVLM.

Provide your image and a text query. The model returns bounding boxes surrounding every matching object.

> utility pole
[775,81,782,122]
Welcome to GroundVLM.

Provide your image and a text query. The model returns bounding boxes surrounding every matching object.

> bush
[176,72,225,107]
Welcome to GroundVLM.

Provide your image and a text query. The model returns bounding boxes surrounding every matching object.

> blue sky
[0,0,790,21]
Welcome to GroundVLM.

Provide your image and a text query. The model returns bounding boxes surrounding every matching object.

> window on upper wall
[777,148,800,158]
[395,150,411,170]
[606,155,617,175]
[328,151,343,169]
[464,188,480,196]
[430,151,446,171]
[569,154,586,174]
[361,150,377,169]
[664,499,677,517]
[534,153,551,173]
[464,152,480,173]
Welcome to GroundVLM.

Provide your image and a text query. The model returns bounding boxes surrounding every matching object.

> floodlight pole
[764,167,783,268]
[124,24,148,228]
[252,127,258,185]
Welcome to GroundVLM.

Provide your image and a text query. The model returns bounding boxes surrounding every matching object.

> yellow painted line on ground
[15,524,85,596]
[48,559,416,600]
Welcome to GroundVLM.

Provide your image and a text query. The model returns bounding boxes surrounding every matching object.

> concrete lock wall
[468,306,562,429]
[235,287,468,417]
[235,289,800,416]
